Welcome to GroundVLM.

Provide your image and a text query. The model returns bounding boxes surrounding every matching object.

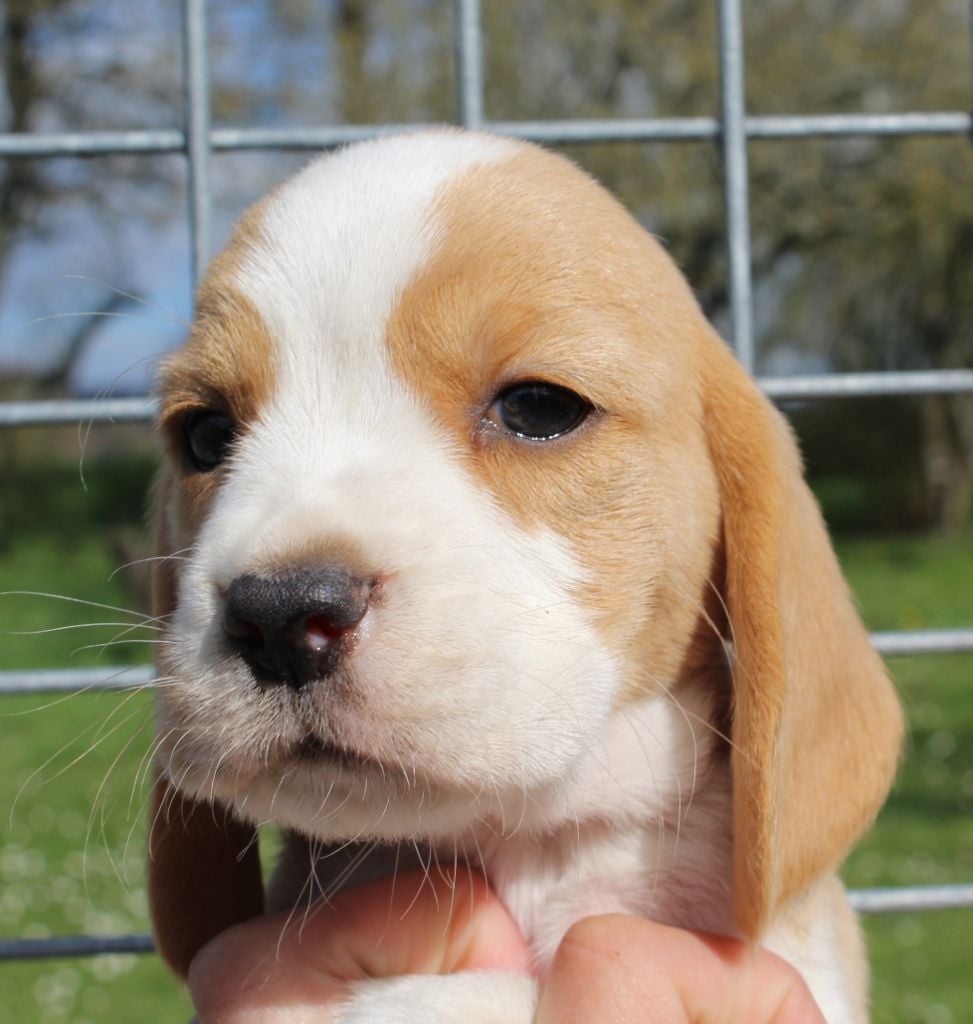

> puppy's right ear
[147,467,263,979]
[699,334,902,941]
[148,772,263,979]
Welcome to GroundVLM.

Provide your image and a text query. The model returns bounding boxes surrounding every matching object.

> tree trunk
[334,0,370,124]
[920,395,973,533]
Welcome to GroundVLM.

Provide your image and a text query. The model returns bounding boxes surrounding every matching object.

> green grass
[0,690,191,1023]
[0,457,192,1021]
[838,533,973,1024]
[1,457,970,1022]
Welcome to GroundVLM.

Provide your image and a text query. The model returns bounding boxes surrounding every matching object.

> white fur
[158,131,856,1023]
[335,972,536,1024]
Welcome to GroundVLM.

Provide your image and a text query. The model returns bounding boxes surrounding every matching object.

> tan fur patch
[156,202,277,543]
[385,146,724,704]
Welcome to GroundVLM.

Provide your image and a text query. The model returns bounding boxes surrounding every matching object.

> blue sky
[0,0,337,396]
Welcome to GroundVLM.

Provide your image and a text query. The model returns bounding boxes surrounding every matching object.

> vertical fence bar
[454,0,485,128]
[717,0,755,371]
[183,0,213,290]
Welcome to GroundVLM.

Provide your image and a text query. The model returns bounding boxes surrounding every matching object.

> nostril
[223,604,265,647]
[305,614,345,650]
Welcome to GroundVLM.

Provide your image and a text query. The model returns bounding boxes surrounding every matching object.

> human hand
[188,869,530,1022]
[188,870,826,1023]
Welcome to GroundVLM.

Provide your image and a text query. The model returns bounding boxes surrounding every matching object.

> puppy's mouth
[293,733,375,771]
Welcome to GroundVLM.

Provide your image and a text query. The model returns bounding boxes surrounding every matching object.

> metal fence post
[183,0,213,290]
[717,0,755,372]
[454,0,485,128]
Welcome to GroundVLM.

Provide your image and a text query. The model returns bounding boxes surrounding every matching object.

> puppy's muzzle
[222,567,370,690]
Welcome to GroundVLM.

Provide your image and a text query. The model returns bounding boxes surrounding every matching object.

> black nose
[223,567,371,690]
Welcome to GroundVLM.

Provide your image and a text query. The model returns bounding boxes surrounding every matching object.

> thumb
[189,869,530,1023]
[536,915,826,1024]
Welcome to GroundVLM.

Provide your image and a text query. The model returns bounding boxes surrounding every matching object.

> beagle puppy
[148,129,903,1023]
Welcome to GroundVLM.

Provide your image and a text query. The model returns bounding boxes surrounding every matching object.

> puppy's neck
[474,557,735,945]
[466,659,735,964]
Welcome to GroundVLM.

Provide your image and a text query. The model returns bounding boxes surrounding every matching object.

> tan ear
[148,773,264,978]
[700,335,903,940]
[147,468,264,979]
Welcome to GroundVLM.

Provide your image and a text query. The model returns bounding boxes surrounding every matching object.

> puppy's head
[147,130,902,976]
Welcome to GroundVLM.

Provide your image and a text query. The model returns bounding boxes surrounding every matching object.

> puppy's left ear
[700,333,904,941]
[146,467,264,979]
[148,772,264,979]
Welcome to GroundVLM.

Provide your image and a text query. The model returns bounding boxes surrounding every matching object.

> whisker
[10,692,139,826]
[400,840,437,920]
[108,550,192,582]
[280,840,377,958]
[10,309,180,332]
[72,639,167,657]
[0,589,160,622]
[376,843,403,948]
[86,710,154,893]
[60,275,191,326]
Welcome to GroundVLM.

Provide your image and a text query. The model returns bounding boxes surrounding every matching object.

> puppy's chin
[155,674,715,850]
[155,728,528,844]
[151,657,592,844]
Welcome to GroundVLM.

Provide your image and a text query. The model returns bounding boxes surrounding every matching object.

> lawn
[0,456,970,1023]
[837,534,973,1024]
[0,458,193,1022]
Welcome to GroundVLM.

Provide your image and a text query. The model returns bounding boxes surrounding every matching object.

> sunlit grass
[838,532,973,1024]
[0,692,190,1023]
[0,456,190,1021]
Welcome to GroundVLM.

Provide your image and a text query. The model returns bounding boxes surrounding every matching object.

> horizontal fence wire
[0,396,156,427]
[3,369,973,428]
[0,935,155,963]
[0,112,970,158]
[0,666,156,695]
[2,628,972,697]
[848,885,973,915]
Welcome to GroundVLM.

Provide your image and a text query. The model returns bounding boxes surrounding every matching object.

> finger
[535,915,826,1024]
[188,868,530,1023]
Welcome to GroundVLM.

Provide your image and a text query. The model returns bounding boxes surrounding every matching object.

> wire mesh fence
[1,0,971,963]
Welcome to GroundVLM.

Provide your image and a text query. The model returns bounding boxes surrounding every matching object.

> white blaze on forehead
[234,130,518,412]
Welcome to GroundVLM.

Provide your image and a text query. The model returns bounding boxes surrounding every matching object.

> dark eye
[183,410,236,472]
[488,382,591,441]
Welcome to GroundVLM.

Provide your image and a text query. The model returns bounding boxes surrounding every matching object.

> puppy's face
[154,131,723,843]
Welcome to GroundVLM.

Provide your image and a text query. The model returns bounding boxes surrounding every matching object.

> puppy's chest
[480,786,736,967]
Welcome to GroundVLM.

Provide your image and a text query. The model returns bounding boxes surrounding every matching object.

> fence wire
[1,0,971,964]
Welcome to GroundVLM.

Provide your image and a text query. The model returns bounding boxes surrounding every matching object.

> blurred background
[0,1,970,1021]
